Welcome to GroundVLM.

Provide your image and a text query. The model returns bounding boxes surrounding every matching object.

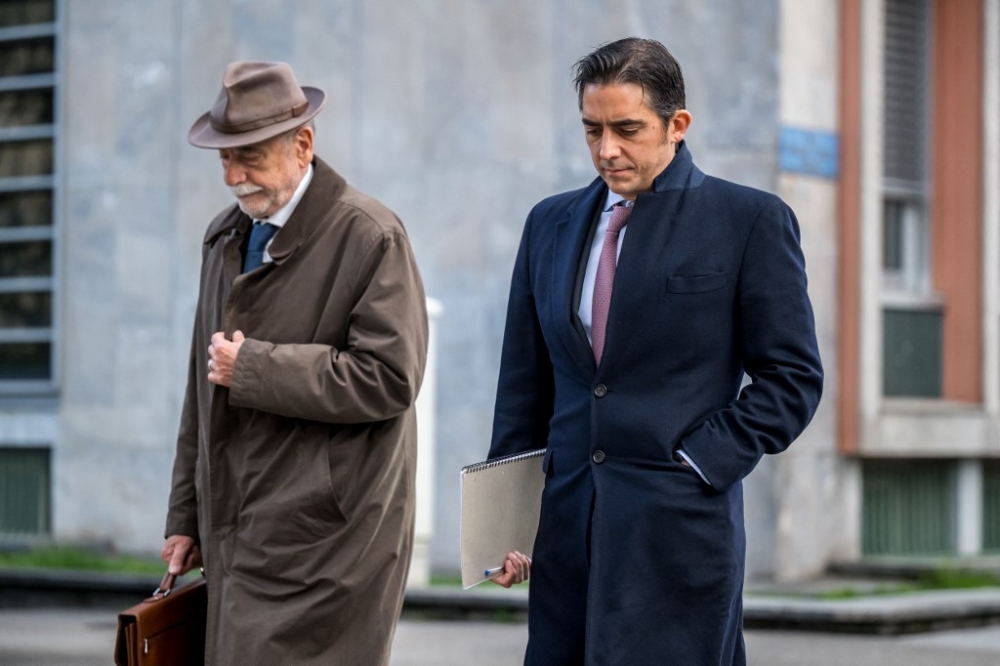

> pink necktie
[591,203,632,364]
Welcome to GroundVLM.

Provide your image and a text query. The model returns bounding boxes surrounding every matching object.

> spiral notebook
[459,448,546,589]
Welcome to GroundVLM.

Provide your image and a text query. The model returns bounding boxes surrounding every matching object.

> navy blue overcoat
[489,143,823,665]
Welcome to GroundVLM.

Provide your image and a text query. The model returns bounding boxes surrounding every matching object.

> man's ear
[668,110,692,143]
[294,126,314,167]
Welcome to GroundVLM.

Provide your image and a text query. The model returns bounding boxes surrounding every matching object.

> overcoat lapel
[215,158,349,334]
[595,142,705,372]
[266,158,347,267]
[551,180,605,372]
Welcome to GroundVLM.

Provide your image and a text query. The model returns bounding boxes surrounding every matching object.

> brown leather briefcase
[114,572,207,666]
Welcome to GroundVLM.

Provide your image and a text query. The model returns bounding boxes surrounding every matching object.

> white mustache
[231,183,263,197]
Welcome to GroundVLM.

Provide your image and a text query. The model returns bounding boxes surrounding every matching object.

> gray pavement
[3,608,1000,665]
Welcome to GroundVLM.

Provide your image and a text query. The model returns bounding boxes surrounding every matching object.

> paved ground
[2,607,1000,665]
[745,626,1000,666]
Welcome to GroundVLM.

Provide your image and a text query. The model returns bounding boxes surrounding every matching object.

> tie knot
[243,221,280,272]
[248,221,279,250]
[608,203,632,233]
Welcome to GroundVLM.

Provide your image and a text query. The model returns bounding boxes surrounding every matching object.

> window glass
[0,292,51,327]
[883,200,904,271]
[0,1,54,28]
[0,191,51,228]
[0,240,51,278]
[0,140,53,177]
[0,38,55,78]
[0,89,55,127]
[883,307,942,397]
[0,342,50,379]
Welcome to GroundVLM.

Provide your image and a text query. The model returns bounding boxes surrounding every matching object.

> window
[882,198,928,293]
[881,0,941,397]
[0,0,57,390]
[882,0,930,293]
[882,0,930,290]
[883,307,941,397]
[984,461,1000,552]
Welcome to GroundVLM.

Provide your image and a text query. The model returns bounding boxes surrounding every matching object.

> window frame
[0,12,60,395]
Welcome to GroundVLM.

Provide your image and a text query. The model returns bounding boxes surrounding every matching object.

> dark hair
[574,37,686,127]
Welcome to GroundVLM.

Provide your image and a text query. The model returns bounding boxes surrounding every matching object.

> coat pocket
[666,272,727,294]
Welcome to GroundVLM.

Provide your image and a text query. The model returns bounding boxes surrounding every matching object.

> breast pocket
[666,271,727,294]
[659,271,732,359]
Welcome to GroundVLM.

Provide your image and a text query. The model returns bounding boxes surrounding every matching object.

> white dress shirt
[256,163,314,264]
[578,190,628,342]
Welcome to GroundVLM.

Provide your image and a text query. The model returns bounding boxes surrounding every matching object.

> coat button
[594,384,608,397]
[592,450,606,464]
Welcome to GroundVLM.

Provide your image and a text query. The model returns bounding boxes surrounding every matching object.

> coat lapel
[596,142,705,372]
[551,178,605,372]
[223,159,347,331]
[266,157,347,267]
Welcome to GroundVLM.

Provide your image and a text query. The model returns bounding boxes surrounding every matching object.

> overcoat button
[592,450,606,464]
[594,384,607,397]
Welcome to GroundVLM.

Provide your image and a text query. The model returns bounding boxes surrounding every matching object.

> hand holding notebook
[459,449,546,589]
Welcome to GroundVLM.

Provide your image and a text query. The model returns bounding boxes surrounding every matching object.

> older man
[162,61,428,665]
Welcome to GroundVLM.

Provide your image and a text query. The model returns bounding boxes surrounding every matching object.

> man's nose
[598,135,621,161]
[223,162,246,186]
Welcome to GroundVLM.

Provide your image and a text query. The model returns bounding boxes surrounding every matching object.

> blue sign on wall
[779,127,839,179]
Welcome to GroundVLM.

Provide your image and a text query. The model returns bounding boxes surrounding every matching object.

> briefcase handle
[152,568,205,598]
[152,572,179,599]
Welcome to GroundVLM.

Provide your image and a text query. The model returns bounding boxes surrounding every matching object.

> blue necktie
[243,221,278,272]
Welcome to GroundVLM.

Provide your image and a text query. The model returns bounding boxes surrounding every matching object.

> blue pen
[484,566,504,578]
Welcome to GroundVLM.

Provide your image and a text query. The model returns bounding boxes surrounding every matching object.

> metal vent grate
[863,459,954,555]
[0,446,50,536]
[883,0,930,188]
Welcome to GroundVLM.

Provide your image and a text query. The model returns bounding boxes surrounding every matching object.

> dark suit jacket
[489,142,823,665]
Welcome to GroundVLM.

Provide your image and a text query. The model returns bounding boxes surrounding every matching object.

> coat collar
[646,140,704,195]
[203,156,347,251]
[556,139,703,228]
[265,157,346,265]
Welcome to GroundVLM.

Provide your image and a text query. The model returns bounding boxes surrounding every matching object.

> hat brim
[187,86,326,149]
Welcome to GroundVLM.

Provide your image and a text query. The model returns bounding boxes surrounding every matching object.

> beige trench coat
[165,158,428,665]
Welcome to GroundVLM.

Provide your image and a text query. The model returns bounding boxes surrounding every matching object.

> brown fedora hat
[188,61,326,149]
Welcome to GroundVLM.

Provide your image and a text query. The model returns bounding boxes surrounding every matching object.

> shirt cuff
[676,449,713,486]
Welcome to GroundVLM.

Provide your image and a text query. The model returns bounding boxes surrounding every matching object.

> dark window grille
[0,0,56,388]
[0,446,51,536]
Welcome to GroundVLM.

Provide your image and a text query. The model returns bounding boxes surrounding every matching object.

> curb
[744,588,1000,634]
[4,569,1000,634]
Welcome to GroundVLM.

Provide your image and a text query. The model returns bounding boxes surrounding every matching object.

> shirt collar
[602,190,628,213]
[257,163,314,228]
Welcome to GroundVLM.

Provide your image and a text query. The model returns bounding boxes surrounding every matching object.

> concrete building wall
[30,0,839,579]
[765,0,842,580]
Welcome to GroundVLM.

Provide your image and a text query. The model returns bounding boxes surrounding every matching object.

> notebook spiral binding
[461,448,546,475]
